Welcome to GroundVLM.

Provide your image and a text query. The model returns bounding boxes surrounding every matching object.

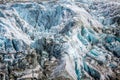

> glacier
[0,0,120,80]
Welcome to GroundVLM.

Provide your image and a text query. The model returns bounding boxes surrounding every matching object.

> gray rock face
[0,0,120,80]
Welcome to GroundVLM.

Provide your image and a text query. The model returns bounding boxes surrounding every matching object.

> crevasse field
[0,0,120,80]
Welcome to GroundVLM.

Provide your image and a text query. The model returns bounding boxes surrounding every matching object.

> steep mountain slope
[0,0,120,80]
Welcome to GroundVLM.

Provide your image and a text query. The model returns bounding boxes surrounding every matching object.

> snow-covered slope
[0,0,120,80]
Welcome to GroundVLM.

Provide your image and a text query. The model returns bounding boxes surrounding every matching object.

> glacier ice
[0,0,119,80]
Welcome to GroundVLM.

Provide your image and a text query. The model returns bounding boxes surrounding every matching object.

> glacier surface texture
[0,0,120,80]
